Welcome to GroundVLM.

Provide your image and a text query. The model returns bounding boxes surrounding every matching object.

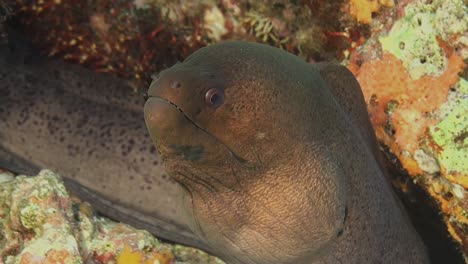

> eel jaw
[144,96,248,165]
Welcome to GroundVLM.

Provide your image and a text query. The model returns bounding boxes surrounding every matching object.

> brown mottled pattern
[0,43,209,251]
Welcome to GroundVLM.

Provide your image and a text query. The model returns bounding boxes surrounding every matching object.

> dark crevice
[381,144,464,264]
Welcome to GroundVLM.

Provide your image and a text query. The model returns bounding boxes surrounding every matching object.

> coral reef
[379,0,466,79]
[348,0,394,24]
[3,0,467,260]
[9,0,208,90]
[6,0,374,89]
[347,0,467,257]
[0,170,223,264]
[430,79,468,178]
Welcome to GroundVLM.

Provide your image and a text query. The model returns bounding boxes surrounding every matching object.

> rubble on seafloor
[0,169,224,264]
[346,0,467,258]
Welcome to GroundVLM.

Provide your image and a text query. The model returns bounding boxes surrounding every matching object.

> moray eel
[144,41,429,263]
[0,38,428,263]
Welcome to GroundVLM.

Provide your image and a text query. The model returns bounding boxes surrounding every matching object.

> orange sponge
[350,52,464,174]
[349,0,394,24]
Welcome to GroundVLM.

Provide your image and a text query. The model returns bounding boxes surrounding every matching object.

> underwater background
[0,0,466,263]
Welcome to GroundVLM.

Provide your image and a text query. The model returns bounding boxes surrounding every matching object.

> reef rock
[0,169,223,264]
[347,0,467,258]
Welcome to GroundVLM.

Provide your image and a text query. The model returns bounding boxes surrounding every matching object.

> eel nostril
[141,91,149,101]
[151,73,160,80]
[171,80,182,89]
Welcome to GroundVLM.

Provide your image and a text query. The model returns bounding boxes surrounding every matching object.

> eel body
[0,39,429,263]
[0,42,209,251]
[144,41,429,263]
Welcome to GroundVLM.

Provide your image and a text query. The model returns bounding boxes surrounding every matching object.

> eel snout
[144,96,191,147]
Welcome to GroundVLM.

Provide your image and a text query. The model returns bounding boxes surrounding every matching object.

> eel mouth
[148,95,205,133]
[146,96,248,165]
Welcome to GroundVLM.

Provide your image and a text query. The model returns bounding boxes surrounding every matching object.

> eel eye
[205,88,224,108]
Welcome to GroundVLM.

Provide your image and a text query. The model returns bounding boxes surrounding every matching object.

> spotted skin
[0,45,209,251]
[0,40,429,263]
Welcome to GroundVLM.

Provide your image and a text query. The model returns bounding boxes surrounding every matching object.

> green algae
[0,174,14,245]
[19,203,45,232]
[18,231,82,264]
[430,78,468,175]
[0,170,82,264]
[171,244,225,264]
[379,0,467,79]
[1,170,223,263]
[0,172,14,183]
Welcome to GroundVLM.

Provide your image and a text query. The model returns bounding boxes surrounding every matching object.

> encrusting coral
[347,0,467,257]
[0,170,223,264]
[348,0,395,24]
